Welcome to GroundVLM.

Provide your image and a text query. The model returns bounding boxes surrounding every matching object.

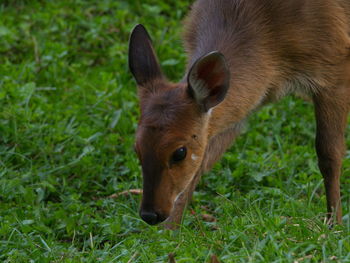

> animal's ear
[187,51,230,112]
[129,24,163,86]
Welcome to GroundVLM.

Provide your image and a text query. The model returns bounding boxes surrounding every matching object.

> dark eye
[172,147,187,163]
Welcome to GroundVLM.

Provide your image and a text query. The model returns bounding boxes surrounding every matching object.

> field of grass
[1,0,350,262]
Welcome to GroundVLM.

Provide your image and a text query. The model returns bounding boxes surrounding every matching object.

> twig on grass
[127,252,139,263]
[108,189,143,198]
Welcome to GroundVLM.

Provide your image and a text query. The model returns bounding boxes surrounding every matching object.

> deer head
[128,24,230,225]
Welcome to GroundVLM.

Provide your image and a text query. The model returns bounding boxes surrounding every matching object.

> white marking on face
[174,189,185,204]
[191,154,198,161]
[173,172,196,205]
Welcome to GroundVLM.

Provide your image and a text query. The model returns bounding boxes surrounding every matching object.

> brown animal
[128,0,350,227]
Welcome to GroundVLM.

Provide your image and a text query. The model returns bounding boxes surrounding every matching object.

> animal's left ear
[187,51,230,112]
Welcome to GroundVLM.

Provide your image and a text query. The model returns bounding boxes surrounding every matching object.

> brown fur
[129,0,350,226]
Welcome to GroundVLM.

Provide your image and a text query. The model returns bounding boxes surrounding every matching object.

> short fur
[129,0,350,227]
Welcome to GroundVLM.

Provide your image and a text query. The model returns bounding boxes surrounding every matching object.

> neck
[183,1,277,138]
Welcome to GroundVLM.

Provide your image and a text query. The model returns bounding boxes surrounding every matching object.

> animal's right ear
[128,24,163,86]
[187,51,230,112]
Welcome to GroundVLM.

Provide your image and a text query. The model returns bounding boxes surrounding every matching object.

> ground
[0,0,350,262]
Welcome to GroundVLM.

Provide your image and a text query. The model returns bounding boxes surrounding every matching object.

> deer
[128,0,350,228]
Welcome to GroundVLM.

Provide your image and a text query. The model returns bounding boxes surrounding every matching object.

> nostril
[140,210,159,225]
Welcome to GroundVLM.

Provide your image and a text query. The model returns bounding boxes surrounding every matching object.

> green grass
[1,0,350,262]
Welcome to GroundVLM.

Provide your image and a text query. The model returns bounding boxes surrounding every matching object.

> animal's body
[129,0,350,227]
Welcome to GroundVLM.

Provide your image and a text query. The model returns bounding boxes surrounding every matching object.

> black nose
[140,210,164,225]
